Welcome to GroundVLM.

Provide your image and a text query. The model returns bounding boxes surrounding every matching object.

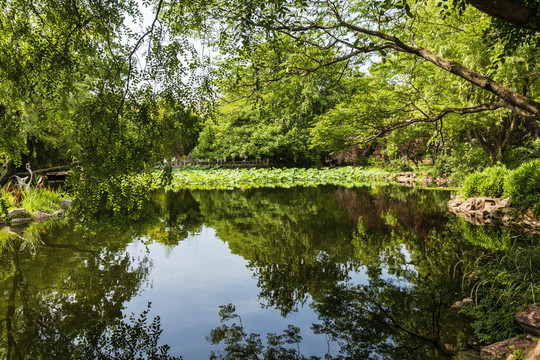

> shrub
[461,165,510,198]
[504,138,540,169]
[431,149,489,185]
[505,159,540,216]
[385,157,413,172]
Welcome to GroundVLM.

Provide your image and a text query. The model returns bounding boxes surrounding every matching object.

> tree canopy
[1,0,539,186]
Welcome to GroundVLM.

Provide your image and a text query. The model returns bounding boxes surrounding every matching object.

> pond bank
[448,196,540,233]
[0,199,70,232]
[479,304,540,360]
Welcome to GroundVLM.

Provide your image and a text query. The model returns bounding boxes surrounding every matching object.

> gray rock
[61,199,72,207]
[516,304,540,337]
[523,340,540,360]
[52,210,65,217]
[35,211,52,219]
[523,219,540,229]
[8,208,30,218]
[11,217,34,225]
[451,298,474,310]
[448,197,464,209]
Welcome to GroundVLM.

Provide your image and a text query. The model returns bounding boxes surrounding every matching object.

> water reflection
[0,185,531,359]
[0,220,154,359]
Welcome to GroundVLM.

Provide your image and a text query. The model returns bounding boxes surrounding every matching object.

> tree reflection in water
[198,186,481,359]
[0,219,171,359]
[0,186,524,359]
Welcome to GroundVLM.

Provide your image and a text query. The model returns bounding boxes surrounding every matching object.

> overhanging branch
[361,100,507,143]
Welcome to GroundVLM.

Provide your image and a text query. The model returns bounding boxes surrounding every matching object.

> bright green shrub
[505,159,540,216]
[385,157,413,172]
[461,165,510,198]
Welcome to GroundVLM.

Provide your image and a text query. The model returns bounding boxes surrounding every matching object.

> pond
[0,185,531,359]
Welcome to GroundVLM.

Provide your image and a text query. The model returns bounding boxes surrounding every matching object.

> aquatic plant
[156,167,391,190]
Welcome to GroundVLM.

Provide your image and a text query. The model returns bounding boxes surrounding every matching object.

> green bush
[461,165,510,198]
[385,157,413,172]
[431,149,489,185]
[503,138,540,169]
[70,172,155,221]
[505,159,540,216]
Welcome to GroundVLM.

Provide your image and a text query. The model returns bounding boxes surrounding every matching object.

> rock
[516,304,540,336]
[459,198,477,212]
[523,219,540,229]
[7,208,30,218]
[480,335,532,360]
[52,210,65,217]
[482,209,492,218]
[448,197,464,209]
[35,211,52,219]
[523,340,540,360]
[451,297,474,310]
[436,176,448,186]
[475,198,486,209]
[11,217,34,225]
[397,172,415,178]
[61,199,72,207]
[499,198,512,207]
[447,196,524,229]
[422,173,435,186]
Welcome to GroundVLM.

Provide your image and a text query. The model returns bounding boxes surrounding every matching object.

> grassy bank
[1,187,65,217]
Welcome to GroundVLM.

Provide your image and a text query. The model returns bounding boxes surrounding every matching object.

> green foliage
[20,188,65,215]
[0,190,11,220]
[194,72,341,164]
[504,138,540,169]
[70,172,155,221]
[458,159,540,216]
[505,159,540,216]
[159,164,174,188]
[385,157,413,172]
[0,186,64,216]
[461,165,510,198]
[431,147,491,185]
[460,241,540,343]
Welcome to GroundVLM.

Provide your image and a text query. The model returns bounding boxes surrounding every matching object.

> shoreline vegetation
[2,162,538,224]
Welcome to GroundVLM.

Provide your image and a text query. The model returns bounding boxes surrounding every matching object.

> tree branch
[361,100,507,143]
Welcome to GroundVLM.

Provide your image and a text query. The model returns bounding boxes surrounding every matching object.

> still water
[0,185,524,359]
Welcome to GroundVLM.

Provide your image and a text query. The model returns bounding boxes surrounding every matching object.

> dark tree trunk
[466,0,540,32]
[0,161,16,187]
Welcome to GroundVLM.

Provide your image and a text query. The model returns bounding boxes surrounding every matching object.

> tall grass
[1,187,65,216]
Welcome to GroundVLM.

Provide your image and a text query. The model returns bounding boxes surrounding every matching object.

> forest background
[0,0,538,188]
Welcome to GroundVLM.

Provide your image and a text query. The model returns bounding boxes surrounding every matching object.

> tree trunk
[403,44,540,118]
[466,0,540,32]
[0,161,16,187]
[340,22,540,118]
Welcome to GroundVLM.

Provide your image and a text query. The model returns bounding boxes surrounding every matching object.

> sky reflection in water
[1,185,501,359]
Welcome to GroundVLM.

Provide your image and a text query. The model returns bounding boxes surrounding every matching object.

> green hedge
[460,160,540,216]
[461,165,509,198]
[505,159,540,216]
